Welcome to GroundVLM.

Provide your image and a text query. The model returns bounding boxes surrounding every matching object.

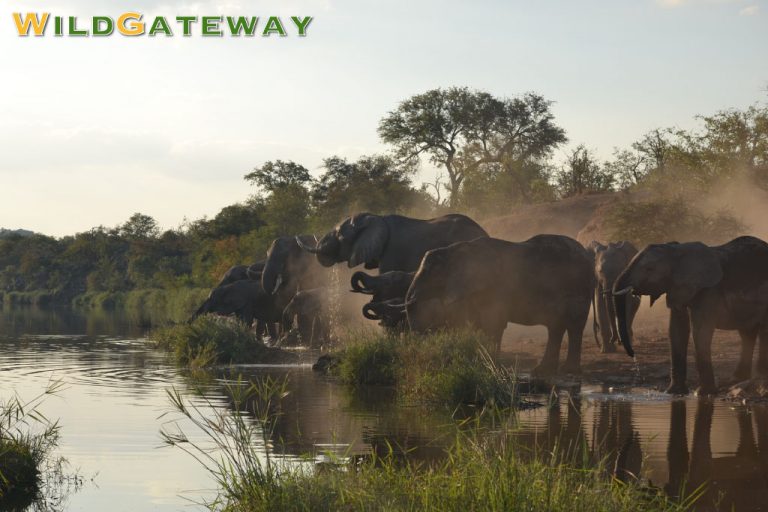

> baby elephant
[587,241,641,353]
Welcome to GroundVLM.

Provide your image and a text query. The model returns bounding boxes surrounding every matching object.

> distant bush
[605,198,745,247]
[327,330,518,408]
[150,315,297,369]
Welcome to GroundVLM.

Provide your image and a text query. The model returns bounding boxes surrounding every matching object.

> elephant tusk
[272,274,284,294]
[296,236,320,253]
[613,286,633,296]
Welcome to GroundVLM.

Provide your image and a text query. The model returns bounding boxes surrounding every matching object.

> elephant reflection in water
[590,395,642,482]
[514,391,642,483]
[665,399,768,511]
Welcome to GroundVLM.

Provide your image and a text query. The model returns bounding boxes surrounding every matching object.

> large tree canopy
[378,87,567,205]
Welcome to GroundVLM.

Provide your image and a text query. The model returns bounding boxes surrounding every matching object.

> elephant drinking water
[403,234,594,374]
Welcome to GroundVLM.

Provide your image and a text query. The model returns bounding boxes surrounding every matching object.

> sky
[0,0,766,236]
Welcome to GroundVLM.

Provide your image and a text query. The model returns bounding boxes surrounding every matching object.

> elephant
[215,261,265,287]
[613,235,768,395]
[402,234,594,374]
[190,279,282,338]
[261,235,329,308]
[587,241,640,353]
[351,270,415,328]
[281,288,331,347]
[296,213,488,273]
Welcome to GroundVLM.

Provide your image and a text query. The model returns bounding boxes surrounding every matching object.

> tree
[311,154,428,226]
[604,148,649,189]
[555,145,614,197]
[244,160,312,193]
[696,104,768,184]
[119,213,160,240]
[379,87,567,206]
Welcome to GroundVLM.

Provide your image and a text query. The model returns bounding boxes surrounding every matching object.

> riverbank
[0,287,209,324]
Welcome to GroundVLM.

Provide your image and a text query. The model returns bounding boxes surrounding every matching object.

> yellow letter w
[13,13,50,36]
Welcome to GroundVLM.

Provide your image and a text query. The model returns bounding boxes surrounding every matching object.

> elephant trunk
[350,272,375,294]
[261,258,285,296]
[298,233,339,267]
[613,284,635,357]
[189,300,209,323]
[362,303,380,320]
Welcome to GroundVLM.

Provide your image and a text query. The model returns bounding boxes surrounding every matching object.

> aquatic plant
[0,381,63,505]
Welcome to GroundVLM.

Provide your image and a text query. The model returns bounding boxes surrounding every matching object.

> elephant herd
[192,211,768,395]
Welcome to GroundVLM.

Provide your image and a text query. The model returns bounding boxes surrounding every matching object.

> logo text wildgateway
[12,13,313,37]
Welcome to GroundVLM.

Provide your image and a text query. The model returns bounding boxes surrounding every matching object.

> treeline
[1,87,766,305]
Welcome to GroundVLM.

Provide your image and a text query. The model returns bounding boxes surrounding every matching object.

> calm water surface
[1,306,768,511]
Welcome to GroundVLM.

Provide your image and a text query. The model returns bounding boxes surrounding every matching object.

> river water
[1,306,767,511]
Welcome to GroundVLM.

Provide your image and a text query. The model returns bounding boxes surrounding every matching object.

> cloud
[739,4,760,14]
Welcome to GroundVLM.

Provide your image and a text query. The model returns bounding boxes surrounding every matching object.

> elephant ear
[667,242,723,307]
[348,214,389,268]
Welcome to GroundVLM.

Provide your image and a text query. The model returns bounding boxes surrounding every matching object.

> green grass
[150,315,297,369]
[162,375,696,512]
[0,382,63,505]
[327,330,519,409]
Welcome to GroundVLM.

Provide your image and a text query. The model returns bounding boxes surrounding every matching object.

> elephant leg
[532,324,566,376]
[266,322,279,340]
[595,286,614,353]
[757,326,768,378]
[561,323,584,374]
[689,306,717,395]
[604,291,620,350]
[667,307,691,395]
[734,327,758,381]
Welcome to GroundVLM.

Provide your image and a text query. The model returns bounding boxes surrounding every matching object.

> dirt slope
[481,192,620,243]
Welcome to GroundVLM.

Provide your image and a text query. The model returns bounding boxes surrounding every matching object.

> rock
[313,354,340,374]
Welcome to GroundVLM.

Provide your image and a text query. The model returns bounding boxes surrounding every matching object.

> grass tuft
[0,381,63,506]
[327,329,519,408]
[150,315,297,368]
